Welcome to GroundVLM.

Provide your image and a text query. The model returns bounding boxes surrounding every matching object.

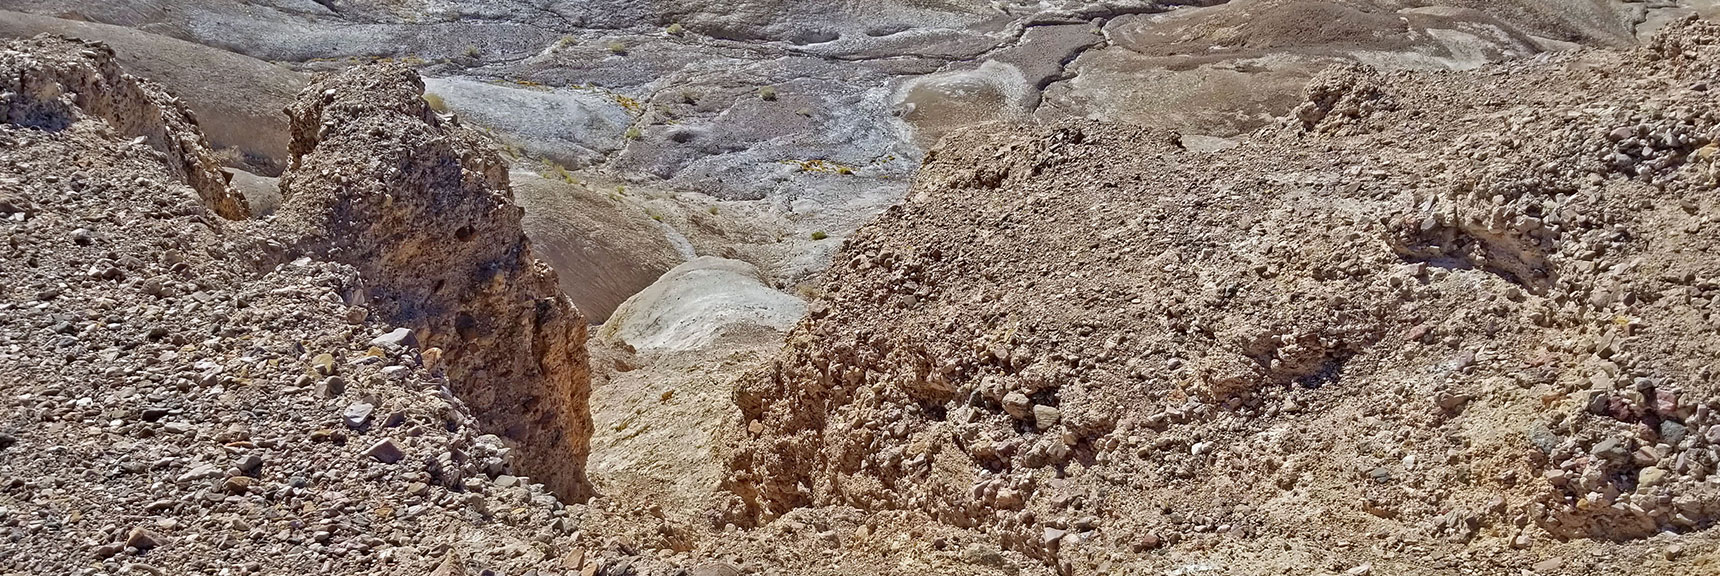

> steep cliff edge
[273,64,594,502]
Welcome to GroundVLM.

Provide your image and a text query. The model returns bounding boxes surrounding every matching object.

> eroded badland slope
[726,16,1720,576]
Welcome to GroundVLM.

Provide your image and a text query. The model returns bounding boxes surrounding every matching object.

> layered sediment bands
[274,64,594,501]
[0,34,250,219]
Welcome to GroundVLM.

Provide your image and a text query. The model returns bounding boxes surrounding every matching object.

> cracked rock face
[275,64,594,502]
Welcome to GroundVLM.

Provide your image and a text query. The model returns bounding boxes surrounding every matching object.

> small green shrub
[759,85,778,101]
[667,23,685,36]
[811,231,828,240]
[607,41,628,55]
[625,127,643,140]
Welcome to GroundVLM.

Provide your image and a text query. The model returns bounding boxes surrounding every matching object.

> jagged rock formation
[0,36,617,575]
[273,64,594,502]
[0,10,307,175]
[0,35,250,219]
[726,16,1720,575]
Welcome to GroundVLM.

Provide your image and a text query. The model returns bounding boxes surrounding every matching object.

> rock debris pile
[725,16,1720,575]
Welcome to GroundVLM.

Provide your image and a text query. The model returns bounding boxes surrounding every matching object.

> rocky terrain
[9,2,1720,576]
[0,35,601,574]
[0,1,1684,289]
[728,14,1720,575]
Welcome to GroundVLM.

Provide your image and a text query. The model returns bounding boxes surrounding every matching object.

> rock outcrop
[0,10,306,175]
[274,64,595,501]
[0,34,250,219]
[0,35,586,576]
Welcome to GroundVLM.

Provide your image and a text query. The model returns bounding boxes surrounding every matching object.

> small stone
[1002,392,1033,420]
[1525,423,1560,454]
[1661,420,1688,445]
[311,353,337,376]
[370,327,417,351]
[343,402,375,429]
[223,476,254,494]
[1041,527,1067,544]
[494,475,519,488]
[125,527,162,551]
[1346,564,1372,576]
[689,563,740,576]
[235,455,263,474]
[1530,558,1561,573]
[317,376,346,398]
[1654,388,1680,415]
[1638,466,1668,487]
[139,407,168,422]
[365,439,405,464]
[562,549,586,570]
[1032,404,1062,429]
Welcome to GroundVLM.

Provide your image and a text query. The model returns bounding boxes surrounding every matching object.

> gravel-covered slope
[0,35,588,576]
[726,16,1720,576]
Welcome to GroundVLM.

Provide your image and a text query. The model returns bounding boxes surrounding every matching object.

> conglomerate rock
[274,64,595,502]
[0,35,249,219]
